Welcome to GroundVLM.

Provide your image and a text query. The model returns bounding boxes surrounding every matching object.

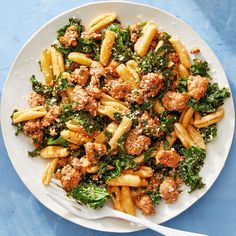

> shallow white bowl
[1,1,235,233]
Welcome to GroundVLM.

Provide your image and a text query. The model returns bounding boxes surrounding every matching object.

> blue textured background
[0,0,235,235]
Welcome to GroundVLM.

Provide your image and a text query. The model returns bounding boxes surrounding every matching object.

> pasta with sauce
[11,13,230,215]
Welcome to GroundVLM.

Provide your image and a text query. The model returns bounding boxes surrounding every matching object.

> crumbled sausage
[159,177,180,203]
[60,165,81,191]
[138,112,161,137]
[28,92,45,108]
[108,80,132,100]
[86,79,102,99]
[68,62,81,71]
[140,73,163,97]
[71,157,80,169]
[72,86,90,110]
[23,119,42,135]
[129,23,140,43]
[29,130,44,147]
[85,97,98,116]
[150,173,163,189]
[81,31,102,40]
[41,105,61,127]
[149,32,160,50]
[135,195,155,215]
[162,91,189,112]
[125,89,145,104]
[125,129,151,155]
[190,47,200,54]
[156,149,181,168]
[104,60,120,78]
[168,52,180,64]
[72,85,98,115]
[71,66,89,86]
[59,26,79,48]
[57,157,68,168]
[84,142,107,163]
[187,75,209,101]
[90,61,105,80]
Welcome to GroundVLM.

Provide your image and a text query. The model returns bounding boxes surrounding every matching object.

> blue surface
[0,0,236,235]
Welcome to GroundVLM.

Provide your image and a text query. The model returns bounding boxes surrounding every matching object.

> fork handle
[110,210,206,236]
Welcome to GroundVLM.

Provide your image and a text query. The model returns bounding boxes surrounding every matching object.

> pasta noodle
[68,52,92,66]
[41,49,53,86]
[169,38,190,69]
[134,22,157,57]
[100,30,116,66]
[109,116,132,150]
[12,106,47,123]
[88,13,116,32]
[42,158,58,185]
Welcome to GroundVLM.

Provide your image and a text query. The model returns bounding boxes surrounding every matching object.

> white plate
[1,1,235,233]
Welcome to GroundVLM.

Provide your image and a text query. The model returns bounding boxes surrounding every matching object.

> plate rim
[1,0,235,233]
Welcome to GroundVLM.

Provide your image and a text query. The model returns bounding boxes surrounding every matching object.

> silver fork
[46,180,206,236]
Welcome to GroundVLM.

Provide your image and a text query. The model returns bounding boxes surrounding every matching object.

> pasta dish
[11,13,230,216]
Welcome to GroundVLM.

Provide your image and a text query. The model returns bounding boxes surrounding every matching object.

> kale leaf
[147,189,161,205]
[68,182,109,209]
[57,18,83,40]
[139,38,174,75]
[47,136,69,146]
[98,153,136,181]
[117,132,128,153]
[30,75,52,98]
[188,83,230,113]
[176,78,188,92]
[111,26,135,63]
[199,124,217,143]
[159,111,178,134]
[190,59,210,77]
[177,146,206,192]
[113,112,122,122]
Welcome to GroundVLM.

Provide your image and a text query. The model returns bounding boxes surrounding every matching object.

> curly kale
[176,145,206,192]
[159,111,178,135]
[147,189,161,205]
[139,37,174,75]
[110,25,135,63]
[199,124,217,143]
[190,59,210,77]
[30,75,52,98]
[188,83,230,113]
[57,18,83,40]
[68,182,109,209]
[47,136,69,146]
[98,153,136,181]
[176,78,188,92]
